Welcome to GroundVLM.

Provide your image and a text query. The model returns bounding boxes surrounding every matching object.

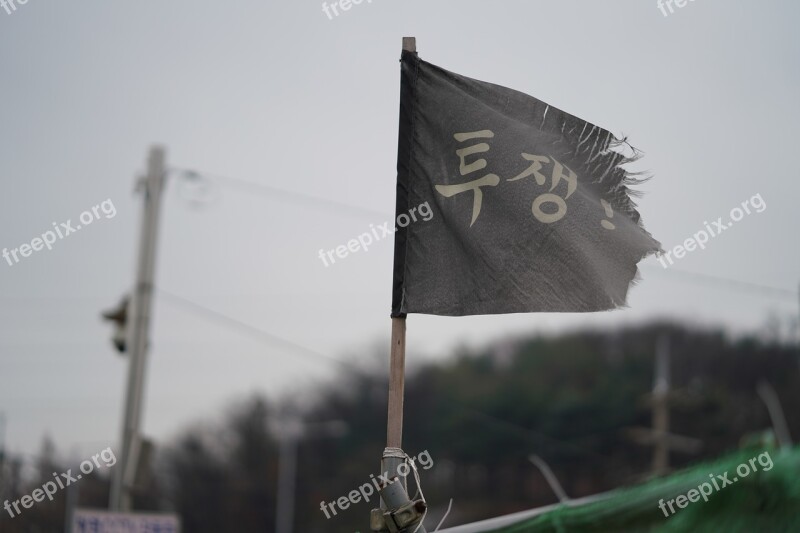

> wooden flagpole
[370,37,428,533]
[387,36,415,452]
[387,316,407,448]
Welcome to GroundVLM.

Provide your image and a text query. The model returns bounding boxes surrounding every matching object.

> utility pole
[275,419,301,533]
[109,146,167,511]
[652,333,670,476]
[625,332,701,477]
[0,412,6,501]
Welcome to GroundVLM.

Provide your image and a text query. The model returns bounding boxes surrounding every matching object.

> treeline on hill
[2,322,798,533]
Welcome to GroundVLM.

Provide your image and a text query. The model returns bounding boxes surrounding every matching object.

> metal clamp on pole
[371,447,427,532]
[369,475,427,532]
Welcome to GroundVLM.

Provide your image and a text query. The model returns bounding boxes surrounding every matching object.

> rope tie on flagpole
[402,450,427,533]
[384,446,406,459]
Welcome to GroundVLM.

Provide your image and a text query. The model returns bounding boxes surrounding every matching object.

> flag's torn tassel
[560,112,655,237]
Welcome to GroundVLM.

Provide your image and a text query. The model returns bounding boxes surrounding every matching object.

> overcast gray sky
[1,0,798,459]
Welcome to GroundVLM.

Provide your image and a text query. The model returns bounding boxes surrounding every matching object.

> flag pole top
[403,37,416,53]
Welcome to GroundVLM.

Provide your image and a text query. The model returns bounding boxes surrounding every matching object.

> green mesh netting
[486,446,800,533]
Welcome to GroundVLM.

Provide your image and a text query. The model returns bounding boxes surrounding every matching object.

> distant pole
[276,429,298,533]
[274,419,347,533]
[0,412,5,457]
[65,449,81,533]
[0,412,6,498]
[110,146,167,511]
[652,334,670,476]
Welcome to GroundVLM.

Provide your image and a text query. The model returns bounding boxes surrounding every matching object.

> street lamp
[271,418,348,533]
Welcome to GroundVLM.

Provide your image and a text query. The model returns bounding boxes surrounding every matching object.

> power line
[643,265,797,301]
[156,288,352,369]
[168,167,389,219]
[154,288,627,467]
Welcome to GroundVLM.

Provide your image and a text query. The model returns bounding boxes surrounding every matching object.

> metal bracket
[370,477,427,532]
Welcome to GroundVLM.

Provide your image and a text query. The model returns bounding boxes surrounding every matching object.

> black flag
[391,50,661,317]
